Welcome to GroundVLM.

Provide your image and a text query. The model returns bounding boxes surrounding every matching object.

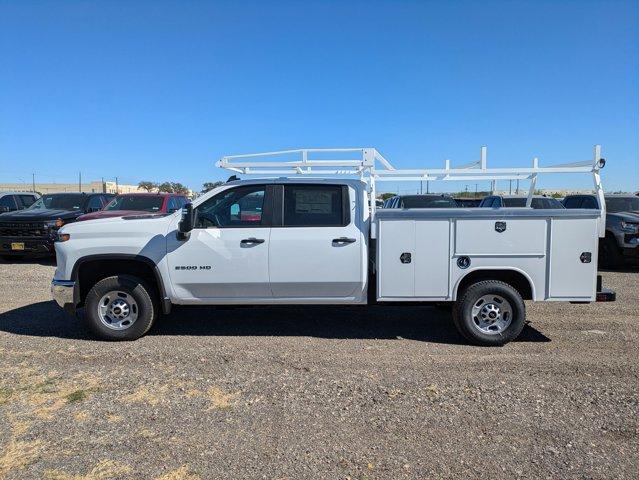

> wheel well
[456,270,533,300]
[76,259,160,306]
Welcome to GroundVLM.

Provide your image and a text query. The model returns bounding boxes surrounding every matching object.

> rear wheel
[84,275,157,341]
[453,280,526,346]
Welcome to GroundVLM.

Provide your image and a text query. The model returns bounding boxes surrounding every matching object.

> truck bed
[375,208,601,302]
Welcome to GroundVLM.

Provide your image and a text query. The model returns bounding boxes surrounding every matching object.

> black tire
[84,275,157,341]
[599,235,623,269]
[452,280,526,346]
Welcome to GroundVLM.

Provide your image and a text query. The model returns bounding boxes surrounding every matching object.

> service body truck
[51,147,615,345]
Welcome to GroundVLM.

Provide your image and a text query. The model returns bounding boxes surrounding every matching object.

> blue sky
[1,0,638,194]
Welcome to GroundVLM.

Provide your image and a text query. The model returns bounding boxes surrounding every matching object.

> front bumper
[0,236,55,256]
[51,279,77,315]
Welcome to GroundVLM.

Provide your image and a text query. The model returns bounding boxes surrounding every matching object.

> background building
[0,181,145,194]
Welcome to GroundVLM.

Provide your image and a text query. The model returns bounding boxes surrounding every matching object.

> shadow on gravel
[0,301,550,345]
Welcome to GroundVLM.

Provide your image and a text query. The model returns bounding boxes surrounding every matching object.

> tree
[170,182,190,195]
[202,181,224,193]
[379,192,395,201]
[138,181,158,192]
[157,182,174,193]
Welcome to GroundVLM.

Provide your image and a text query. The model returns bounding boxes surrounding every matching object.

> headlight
[621,221,639,233]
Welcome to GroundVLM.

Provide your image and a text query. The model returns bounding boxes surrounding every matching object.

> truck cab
[166,179,368,302]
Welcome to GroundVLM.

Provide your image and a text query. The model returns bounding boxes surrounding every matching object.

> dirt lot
[0,260,637,480]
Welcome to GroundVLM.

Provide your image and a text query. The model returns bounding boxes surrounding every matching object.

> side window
[86,196,104,212]
[0,195,17,210]
[283,185,347,227]
[196,186,265,228]
[18,195,36,208]
[167,197,179,213]
[581,197,599,209]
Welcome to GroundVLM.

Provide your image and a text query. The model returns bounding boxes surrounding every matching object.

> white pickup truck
[51,147,615,345]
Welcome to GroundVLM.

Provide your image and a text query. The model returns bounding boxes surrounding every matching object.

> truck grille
[0,222,49,237]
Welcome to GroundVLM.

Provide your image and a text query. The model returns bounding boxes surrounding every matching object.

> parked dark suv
[0,192,114,259]
[563,194,639,268]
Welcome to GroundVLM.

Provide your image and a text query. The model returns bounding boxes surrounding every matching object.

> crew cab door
[167,184,273,300]
[268,184,364,299]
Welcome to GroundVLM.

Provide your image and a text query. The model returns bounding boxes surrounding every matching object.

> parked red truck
[76,193,189,222]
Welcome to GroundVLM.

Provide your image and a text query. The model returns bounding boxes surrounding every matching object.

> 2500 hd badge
[174,265,212,270]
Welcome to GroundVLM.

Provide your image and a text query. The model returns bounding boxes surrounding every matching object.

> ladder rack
[216,145,607,235]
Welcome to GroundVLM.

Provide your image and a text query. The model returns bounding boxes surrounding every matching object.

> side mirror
[177,203,194,240]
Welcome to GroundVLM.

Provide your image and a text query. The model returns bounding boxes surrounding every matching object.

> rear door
[268,183,364,299]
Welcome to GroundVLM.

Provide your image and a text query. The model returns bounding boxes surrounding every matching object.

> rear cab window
[282,184,349,227]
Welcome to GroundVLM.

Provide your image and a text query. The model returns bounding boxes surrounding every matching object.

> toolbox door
[378,220,415,297]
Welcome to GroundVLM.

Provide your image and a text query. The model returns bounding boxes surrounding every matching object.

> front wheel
[84,275,157,341]
[453,280,526,346]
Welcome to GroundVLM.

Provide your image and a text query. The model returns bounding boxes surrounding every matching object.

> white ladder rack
[216,145,607,235]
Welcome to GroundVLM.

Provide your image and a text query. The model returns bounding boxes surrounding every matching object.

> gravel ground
[0,260,637,479]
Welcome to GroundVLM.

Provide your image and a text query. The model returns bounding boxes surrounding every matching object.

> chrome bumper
[51,279,76,314]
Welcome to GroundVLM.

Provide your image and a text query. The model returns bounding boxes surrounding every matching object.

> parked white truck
[51,146,615,345]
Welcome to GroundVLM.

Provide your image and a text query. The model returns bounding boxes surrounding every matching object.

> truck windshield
[402,196,458,208]
[105,196,164,212]
[605,197,639,213]
[28,194,84,211]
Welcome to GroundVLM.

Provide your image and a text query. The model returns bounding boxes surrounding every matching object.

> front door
[167,184,272,300]
[268,184,364,299]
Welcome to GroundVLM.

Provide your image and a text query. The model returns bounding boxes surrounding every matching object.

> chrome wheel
[97,291,138,330]
[471,294,512,335]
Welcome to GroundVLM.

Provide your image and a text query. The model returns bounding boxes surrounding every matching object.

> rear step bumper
[596,274,616,302]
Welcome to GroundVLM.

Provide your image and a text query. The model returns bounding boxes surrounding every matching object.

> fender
[452,266,537,301]
[71,254,171,314]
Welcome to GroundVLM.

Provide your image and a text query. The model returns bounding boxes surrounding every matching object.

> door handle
[332,237,356,244]
[240,238,265,245]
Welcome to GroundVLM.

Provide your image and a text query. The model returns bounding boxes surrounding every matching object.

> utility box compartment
[375,208,600,303]
[377,217,451,299]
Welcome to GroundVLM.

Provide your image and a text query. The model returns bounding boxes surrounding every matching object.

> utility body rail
[217,145,607,237]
